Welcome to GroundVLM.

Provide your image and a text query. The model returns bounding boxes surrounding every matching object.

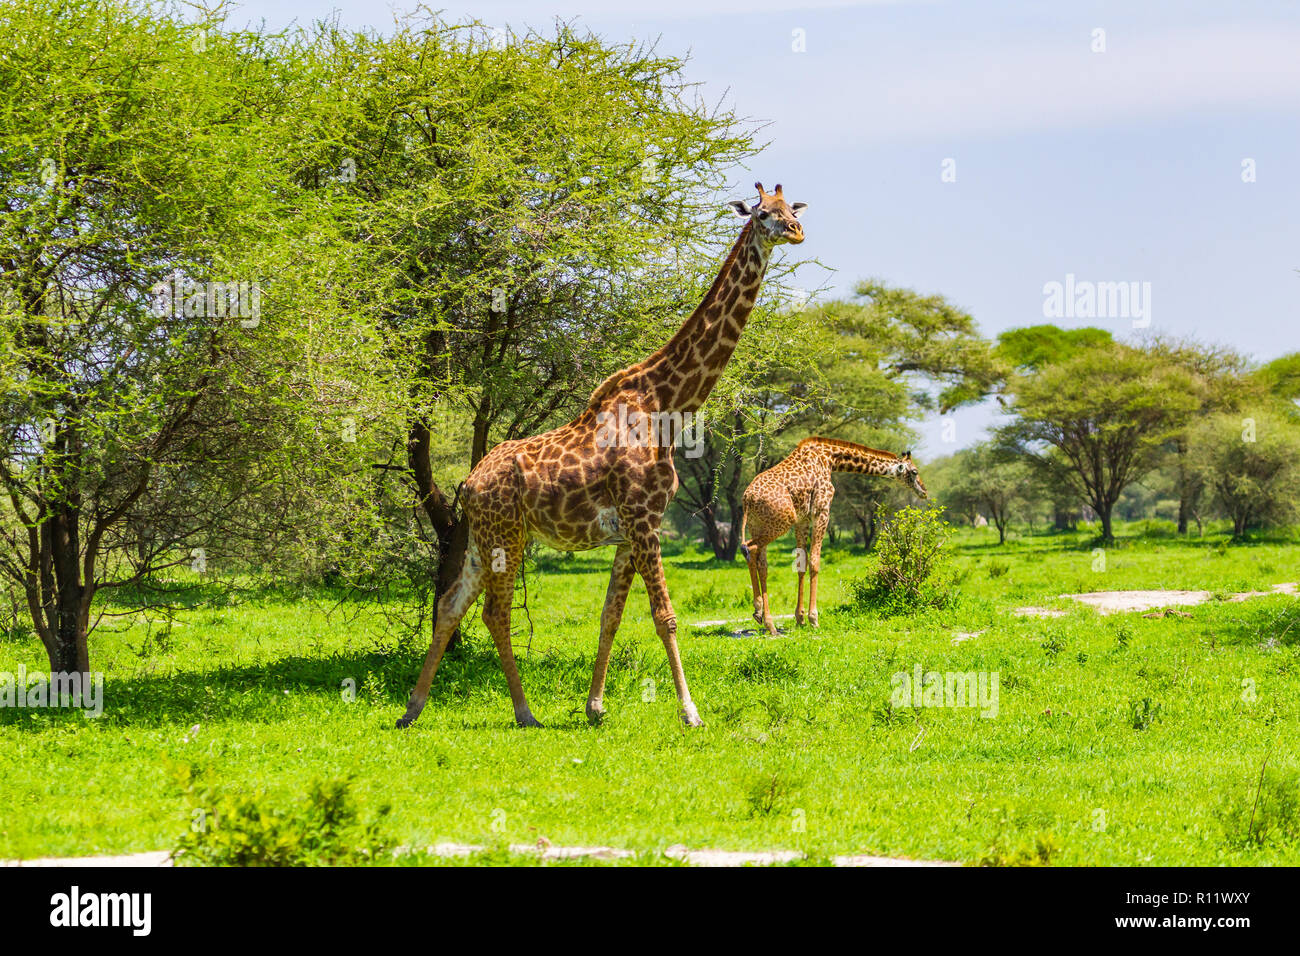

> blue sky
[239,0,1300,455]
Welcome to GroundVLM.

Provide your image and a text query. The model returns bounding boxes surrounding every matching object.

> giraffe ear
[790,201,808,217]
[728,199,753,218]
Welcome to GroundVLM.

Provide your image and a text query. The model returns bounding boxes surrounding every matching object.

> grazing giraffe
[397,182,808,729]
[740,438,928,636]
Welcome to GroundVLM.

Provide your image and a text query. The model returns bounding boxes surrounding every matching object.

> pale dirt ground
[2,844,956,867]
[1014,582,1297,618]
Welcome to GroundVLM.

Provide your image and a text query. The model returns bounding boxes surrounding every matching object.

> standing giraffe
[740,438,928,636]
[397,182,807,729]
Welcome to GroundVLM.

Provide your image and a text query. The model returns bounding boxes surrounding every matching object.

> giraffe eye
[757,211,769,220]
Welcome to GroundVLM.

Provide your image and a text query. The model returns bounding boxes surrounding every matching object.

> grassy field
[2,521,1299,865]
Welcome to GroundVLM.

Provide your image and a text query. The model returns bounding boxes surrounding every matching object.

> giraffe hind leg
[793,523,809,626]
[752,543,779,637]
[745,540,763,625]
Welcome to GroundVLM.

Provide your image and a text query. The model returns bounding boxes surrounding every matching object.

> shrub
[850,506,955,613]
[173,768,393,866]
[742,769,804,818]
[1220,766,1300,849]
[979,808,1062,866]
[1129,697,1161,731]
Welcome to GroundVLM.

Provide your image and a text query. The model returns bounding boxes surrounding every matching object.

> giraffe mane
[797,436,900,460]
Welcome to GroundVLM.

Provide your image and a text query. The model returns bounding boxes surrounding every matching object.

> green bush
[850,506,955,613]
[1221,767,1300,849]
[173,767,393,866]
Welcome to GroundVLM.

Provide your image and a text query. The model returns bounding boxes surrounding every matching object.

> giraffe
[397,182,807,729]
[740,438,928,636]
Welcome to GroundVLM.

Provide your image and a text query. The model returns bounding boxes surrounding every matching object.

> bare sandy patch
[1014,582,1297,618]
[4,842,955,868]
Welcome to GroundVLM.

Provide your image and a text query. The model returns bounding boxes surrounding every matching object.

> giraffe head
[728,182,807,245]
[893,452,929,499]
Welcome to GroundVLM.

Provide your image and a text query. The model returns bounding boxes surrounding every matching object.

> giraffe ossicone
[740,438,928,636]
[396,182,808,730]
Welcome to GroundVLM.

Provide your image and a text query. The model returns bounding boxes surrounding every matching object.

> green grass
[2,521,1299,865]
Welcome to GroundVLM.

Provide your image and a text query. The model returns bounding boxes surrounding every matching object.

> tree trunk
[1175,440,1191,534]
[697,503,738,562]
[855,507,879,552]
[408,419,467,652]
[30,507,92,676]
[1098,502,1115,543]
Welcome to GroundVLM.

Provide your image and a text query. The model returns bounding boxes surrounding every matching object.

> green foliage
[979,823,1062,867]
[1129,697,1161,731]
[1189,409,1300,537]
[1221,766,1300,849]
[0,0,399,669]
[742,769,804,818]
[937,442,1032,542]
[998,341,1202,540]
[850,506,954,612]
[789,280,1000,428]
[1251,352,1300,416]
[995,325,1113,373]
[173,770,393,867]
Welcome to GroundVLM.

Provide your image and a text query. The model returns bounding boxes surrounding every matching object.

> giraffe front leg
[480,542,541,728]
[630,530,702,727]
[793,524,809,626]
[808,513,829,628]
[586,543,634,726]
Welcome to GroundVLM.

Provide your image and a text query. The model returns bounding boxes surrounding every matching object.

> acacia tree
[998,342,1200,543]
[939,443,1032,545]
[302,17,776,632]
[1253,352,1300,420]
[1190,410,1300,537]
[0,0,384,673]
[1143,336,1250,533]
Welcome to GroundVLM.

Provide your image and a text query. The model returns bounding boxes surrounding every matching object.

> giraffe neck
[799,438,898,476]
[644,220,774,413]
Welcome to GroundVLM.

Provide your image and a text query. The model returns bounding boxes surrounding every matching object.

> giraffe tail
[738,509,749,560]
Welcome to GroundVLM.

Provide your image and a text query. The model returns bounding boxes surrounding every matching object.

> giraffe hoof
[395,701,424,729]
[680,705,704,728]
[515,713,544,729]
[585,702,606,726]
